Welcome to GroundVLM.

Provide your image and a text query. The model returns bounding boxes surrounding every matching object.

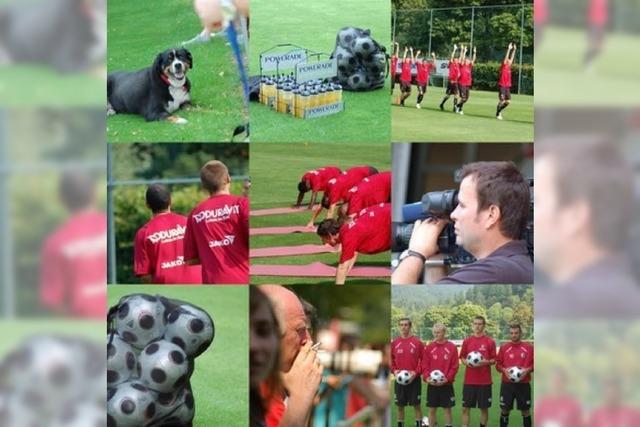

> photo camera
[392,180,533,265]
[317,349,384,376]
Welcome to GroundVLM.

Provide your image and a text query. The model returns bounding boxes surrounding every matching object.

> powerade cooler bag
[331,27,387,91]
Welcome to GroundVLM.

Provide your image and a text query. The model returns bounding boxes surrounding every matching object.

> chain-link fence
[393,4,533,95]
[549,0,640,33]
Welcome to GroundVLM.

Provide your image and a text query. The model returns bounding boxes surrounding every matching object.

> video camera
[392,180,533,265]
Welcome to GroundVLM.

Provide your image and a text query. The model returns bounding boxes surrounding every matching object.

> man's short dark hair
[509,324,522,332]
[146,184,171,213]
[368,166,379,175]
[317,219,341,237]
[298,181,309,193]
[59,171,96,211]
[474,315,486,325]
[321,194,331,209]
[399,317,412,326]
[200,160,229,193]
[459,161,529,240]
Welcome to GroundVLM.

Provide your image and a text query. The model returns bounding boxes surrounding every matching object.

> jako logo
[209,235,235,248]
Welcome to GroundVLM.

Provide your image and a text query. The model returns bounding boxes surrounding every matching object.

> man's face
[279,302,310,372]
[509,327,522,343]
[321,233,340,247]
[472,319,485,334]
[433,327,445,341]
[399,320,411,336]
[450,175,487,255]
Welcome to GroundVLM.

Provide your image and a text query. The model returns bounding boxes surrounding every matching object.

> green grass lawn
[108,285,248,427]
[391,86,533,143]
[391,367,534,427]
[249,0,390,144]
[250,143,391,284]
[107,0,245,142]
[536,26,640,106]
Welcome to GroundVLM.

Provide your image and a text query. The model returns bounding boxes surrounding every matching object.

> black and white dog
[107,48,193,124]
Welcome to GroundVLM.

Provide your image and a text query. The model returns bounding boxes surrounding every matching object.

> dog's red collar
[160,73,188,91]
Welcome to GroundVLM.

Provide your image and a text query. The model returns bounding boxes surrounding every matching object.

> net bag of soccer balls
[332,27,387,91]
[107,294,215,427]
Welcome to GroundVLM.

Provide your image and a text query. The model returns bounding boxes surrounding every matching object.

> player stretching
[456,45,476,115]
[496,324,534,427]
[414,50,436,109]
[391,41,399,95]
[439,44,461,112]
[496,43,516,120]
[391,318,427,427]
[398,46,414,106]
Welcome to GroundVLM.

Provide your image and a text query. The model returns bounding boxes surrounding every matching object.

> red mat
[251,262,390,278]
[250,226,316,236]
[251,205,319,217]
[250,244,338,258]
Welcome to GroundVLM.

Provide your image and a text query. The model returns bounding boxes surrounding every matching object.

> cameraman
[392,161,532,284]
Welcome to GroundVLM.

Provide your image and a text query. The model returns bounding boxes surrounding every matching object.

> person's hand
[453,44,457,50]
[408,218,448,259]
[282,342,323,399]
[473,46,477,53]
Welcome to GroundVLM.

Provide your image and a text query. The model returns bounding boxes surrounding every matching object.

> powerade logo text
[209,235,235,248]
[147,225,186,244]
[194,204,240,223]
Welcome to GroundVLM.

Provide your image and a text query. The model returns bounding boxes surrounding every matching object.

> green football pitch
[391,86,534,143]
[108,285,248,427]
[250,143,391,284]
[249,0,391,144]
[391,367,534,427]
[107,0,245,142]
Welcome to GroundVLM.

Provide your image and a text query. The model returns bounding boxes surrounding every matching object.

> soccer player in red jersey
[296,166,342,209]
[398,46,414,107]
[133,184,202,284]
[307,165,378,227]
[183,160,249,284]
[496,324,534,427]
[341,171,391,219]
[496,43,516,120]
[456,45,476,115]
[460,316,497,427]
[391,41,399,95]
[40,172,106,318]
[534,0,549,46]
[585,0,609,69]
[391,318,426,427]
[586,378,640,427]
[414,50,436,109]
[421,323,459,427]
[316,202,390,285]
[439,44,461,112]
[535,368,584,427]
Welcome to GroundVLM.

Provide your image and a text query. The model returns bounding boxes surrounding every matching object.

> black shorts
[499,87,511,101]
[417,83,427,94]
[459,85,470,100]
[462,384,492,409]
[394,378,421,407]
[400,82,412,93]
[426,384,455,408]
[500,382,531,411]
[446,82,459,95]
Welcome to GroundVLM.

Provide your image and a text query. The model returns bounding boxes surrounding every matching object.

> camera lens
[421,189,458,217]
[391,222,413,252]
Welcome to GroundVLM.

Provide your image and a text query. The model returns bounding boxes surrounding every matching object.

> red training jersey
[391,56,398,77]
[183,194,249,284]
[40,210,106,319]
[391,335,423,372]
[416,62,433,85]
[338,202,390,263]
[459,63,473,86]
[589,0,608,26]
[498,63,512,88]
[534,0,549,24]
[460,334,497,385]
[495,341,534,383]
[587,406,640,427]
[448,61,460,82]
[535,396,584,427]
[261,382,285,427]
[326,166,375,206]
[421,340,459,384]
[301,166,342,193]
[346,171,391,216]
[134,212,202,284]
[400,60,412,83]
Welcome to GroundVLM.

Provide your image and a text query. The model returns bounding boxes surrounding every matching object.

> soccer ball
[351,36,375,60]
[164,303,215,358]
[429,369,447,384]
[336,27,360,49]
[107,334,138,387]
[396,370,412,385]
[107,381,157,427]
[507,367,525,382]
[115,294,166,350]
[335,46,356,75]
[138,341,191,393]
[347,70,371,91]
[153,386,196,426]
[466,351,484,367]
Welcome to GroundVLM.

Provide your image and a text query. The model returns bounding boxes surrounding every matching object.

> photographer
[392,162,532,284]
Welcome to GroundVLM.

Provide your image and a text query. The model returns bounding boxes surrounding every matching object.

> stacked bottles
[259,74,343,118]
